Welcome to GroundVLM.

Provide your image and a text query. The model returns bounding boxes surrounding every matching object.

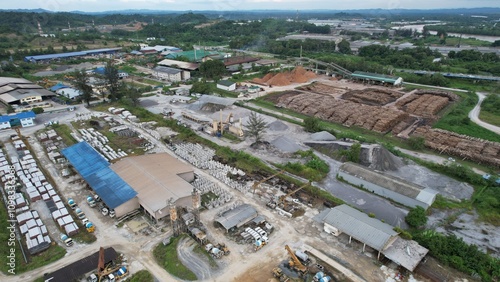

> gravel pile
[268,120,289,131]
[310,131,336,141]
[271,136,302,153]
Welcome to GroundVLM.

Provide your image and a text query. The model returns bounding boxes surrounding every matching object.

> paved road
[468,92,500,135]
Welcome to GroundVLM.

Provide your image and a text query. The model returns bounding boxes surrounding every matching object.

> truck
[87,196,96,208]
[103,266,129,282]
[67,198,76,209]
[75,208,85,219]
[85,222,95,233]
[99,203,109,216]
[109,209,116,218]
[295,250,311,265]
[60,234,73,247]
[254,238,267,251]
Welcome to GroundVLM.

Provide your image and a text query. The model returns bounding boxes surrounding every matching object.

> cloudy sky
[2,0,499,12]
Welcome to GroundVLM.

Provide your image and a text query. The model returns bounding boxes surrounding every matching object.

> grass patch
[275,150,329,182]
[128,269,154,282]
[153,235,197,281]
[433,91,500,143]
[50,124,77,145]
[201,191,218,206]
[479,111,500,127]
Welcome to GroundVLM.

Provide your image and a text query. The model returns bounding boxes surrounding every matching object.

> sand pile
[251,67,317,86]
[267,73,291,86]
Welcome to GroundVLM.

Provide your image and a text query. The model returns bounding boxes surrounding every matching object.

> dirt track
[177,237,213,280]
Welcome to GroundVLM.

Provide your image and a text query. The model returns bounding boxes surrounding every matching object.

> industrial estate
[0,5,499,282]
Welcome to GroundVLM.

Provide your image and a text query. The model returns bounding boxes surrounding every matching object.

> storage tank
[295,250,309,262]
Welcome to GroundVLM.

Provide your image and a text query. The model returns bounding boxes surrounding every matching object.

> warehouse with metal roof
[351,71,403,86]
[215,204,258,232]
[61,142,138,217]
[319,204,428,271]
[24,48,121,63]
[0,77,55,106]
[338,162,438,209]
[62,142,197,221]
[110,153,195,222]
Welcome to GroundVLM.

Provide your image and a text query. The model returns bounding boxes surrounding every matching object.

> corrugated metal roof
[61,142,137,209]
[157,59,199,71]
[352,71,401,84]
[215,204,257,230]
[111,154,193,212]
[217,80,235,87]
[0,111,36,123]
[321,204,398,251]
[153,66,181,75]
[24,48,121,61]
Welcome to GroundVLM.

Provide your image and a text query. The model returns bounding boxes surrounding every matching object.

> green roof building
[165,50,225,62]
[351,71,403,86]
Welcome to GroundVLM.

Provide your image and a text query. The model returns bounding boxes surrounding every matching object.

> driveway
[468,92,500,135]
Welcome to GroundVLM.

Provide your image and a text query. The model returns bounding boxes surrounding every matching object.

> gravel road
[177,237,213,280]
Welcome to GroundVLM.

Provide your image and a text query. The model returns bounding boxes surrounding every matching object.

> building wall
[114,197,140,218]
[338,171,430,209]
[20,96,42,103]
[20,117,35,128]
[154,71,182,82]
[0,121,11,129]
[182,71,191,80]
[217,84,236,91]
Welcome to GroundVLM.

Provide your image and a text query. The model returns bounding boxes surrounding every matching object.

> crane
[252,170,285,194]
[285,245,307,275]
[279,181,311,209]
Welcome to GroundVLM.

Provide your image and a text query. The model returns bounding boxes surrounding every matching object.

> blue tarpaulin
[61,142,137,209]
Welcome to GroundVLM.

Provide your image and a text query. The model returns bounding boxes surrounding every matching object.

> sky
[1,0,499,12]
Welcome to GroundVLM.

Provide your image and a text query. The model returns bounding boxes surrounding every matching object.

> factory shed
[111,153,195,222]
[351,71,403,86]
[338,162,437,209]
[61,142,138,216]
[215,204,258,232]
[43,247,117,282]
[319,204,428,271]
[157,59,200,71]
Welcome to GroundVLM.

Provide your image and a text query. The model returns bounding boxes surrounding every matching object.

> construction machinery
[67,198,77,209]
[272,267,290,282]
[85,221,96,233]
[254,238,267,251]
[212,110,234,136]
[252,170,285,194]
[75,208,86,220]
[215,243,230,255]
[87,196,97,208]
[313,271,332,282]
[285,245,308,275]
[60,234,74,247]
[278,181,311,209]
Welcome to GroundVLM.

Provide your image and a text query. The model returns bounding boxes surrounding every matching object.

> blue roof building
[0,111,36,129]
[49,83,70,92]
[61,142,138,213]
[24,48,122,63]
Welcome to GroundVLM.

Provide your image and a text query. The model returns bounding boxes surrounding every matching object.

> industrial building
[215,204,258,232]
[0,77,55,106]
[0,111,36,129]
[62,142,196,221]
[24,48,122,63]
[157,59,200,71]
[153,66,191,82]
[338,162,438,209]
[319,204,428,271]
[110,153,195,222]
[351,71,403,86]
[216,80,237,91]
